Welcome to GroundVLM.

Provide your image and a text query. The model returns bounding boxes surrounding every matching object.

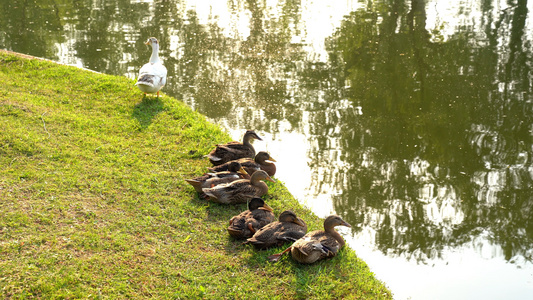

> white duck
[136,37,167,97]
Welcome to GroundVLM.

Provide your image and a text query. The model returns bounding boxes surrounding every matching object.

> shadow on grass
[186,193,251,252]
[132,96,165,129]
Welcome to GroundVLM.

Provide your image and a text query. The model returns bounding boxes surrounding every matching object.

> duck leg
[268,246,292,262]
[247,223,256,234]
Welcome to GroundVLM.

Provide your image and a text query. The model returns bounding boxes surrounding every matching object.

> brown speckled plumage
[208,151,276,177]
[245,210,307,249]
[185,161,248,193]
[227,197,276,239]
[202,170,275,204]
[207,130,262,166]
[269,215,351,264]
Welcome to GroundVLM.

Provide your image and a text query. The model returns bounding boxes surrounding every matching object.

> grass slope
[0,51,392,299]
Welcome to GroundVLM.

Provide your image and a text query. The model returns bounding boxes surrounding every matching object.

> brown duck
[268,215,351,264]
[185,161,249,193]
[207,130,262,166]
[207,151,276,177]
[202,170,275,204]
[244,210,307,249]
[227,197,276,239]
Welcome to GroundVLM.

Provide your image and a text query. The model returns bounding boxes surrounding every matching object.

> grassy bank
[0,50,391,299]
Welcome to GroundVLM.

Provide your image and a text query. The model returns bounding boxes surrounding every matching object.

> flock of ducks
[186,130,352,264]
[137,37,351,264]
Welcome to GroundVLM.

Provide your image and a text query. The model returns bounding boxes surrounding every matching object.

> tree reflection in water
[315,0,533,264]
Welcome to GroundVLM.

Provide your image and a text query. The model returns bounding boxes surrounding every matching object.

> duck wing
[292,231,340,262]
[208,144,254,165]
[202,179,258,204]
[185,171,240,193]
[274,217,307,243]
[276,226,307,243]
[136,62,167,89]
[228,210,253,238]
[251,209,276,228]
[208,158,259,175]
[245,221,283,249]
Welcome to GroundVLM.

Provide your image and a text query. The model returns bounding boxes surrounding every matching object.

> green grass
[0,50,392,299]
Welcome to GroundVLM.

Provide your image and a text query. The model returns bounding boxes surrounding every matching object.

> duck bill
[238,167,249,175]
[341,221,352,228]
[144,39,151,45]
[259,203,274,212]
[294,219,305,227]
[266,176,276,183]
[268,156,277,162]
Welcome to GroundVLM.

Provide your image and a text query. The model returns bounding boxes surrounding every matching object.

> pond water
[2,0,533,299]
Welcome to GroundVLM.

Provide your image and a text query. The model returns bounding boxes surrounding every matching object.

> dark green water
[2,0,533,298]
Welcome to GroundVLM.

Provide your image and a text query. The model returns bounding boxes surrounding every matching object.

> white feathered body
[136,37,167,94]
[136,62,167,93]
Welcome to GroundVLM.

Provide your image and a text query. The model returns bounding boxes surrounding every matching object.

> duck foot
[268,246,292,262]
